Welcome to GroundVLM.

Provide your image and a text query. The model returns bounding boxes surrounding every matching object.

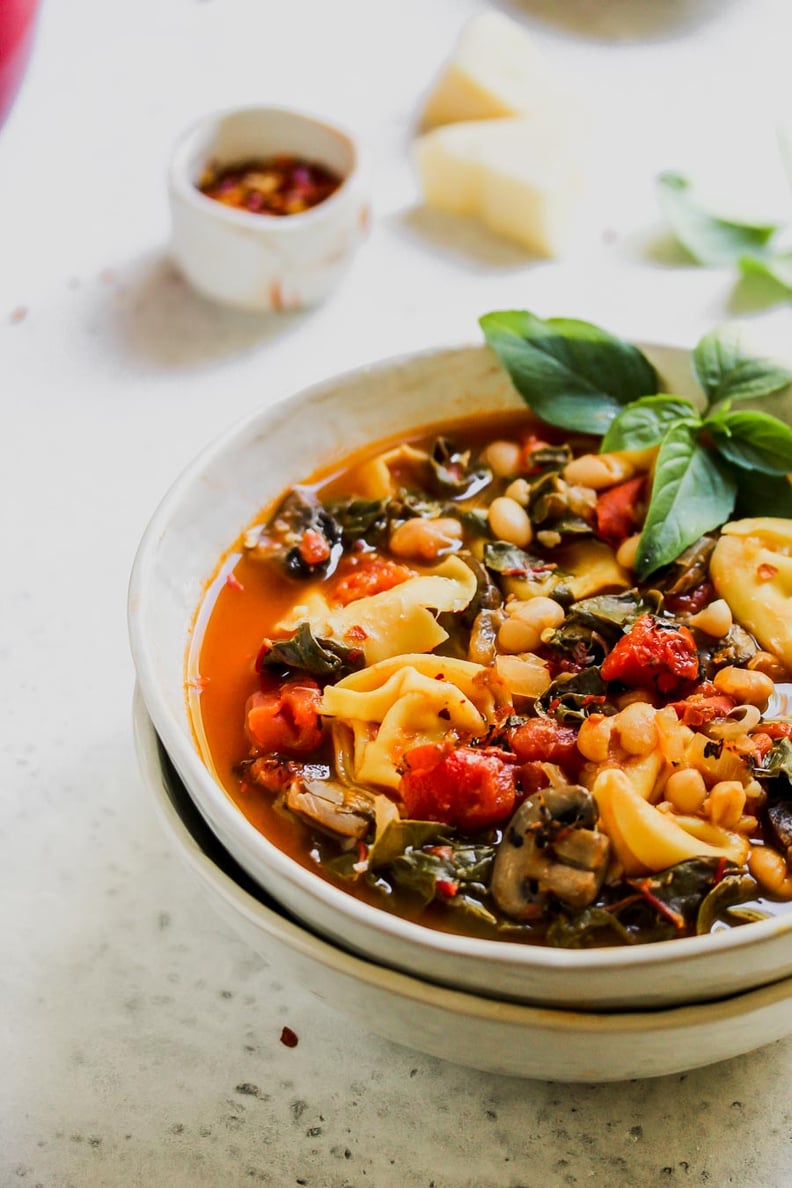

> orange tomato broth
[190,409,561,936]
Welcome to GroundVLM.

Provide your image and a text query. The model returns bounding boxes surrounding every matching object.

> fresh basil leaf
[479,310,657,434]
[693,324,792,407]
[656,172,779,267]
[739,250,792,294]
[601,395,699,452]
[734,469,792,518]
[636,424,737,580]
[708,409,792,475]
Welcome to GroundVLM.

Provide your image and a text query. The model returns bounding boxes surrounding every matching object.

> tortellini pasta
[320,653,505,789]
[710,518,792,669]
[278,555,477,665]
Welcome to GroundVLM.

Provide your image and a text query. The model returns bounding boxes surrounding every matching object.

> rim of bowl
[128,340,792,979]
[134,684,792,1036]
[169,103,364,232]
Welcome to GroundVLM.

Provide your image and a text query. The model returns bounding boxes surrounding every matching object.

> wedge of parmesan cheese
[420,11,568,130]
[414,116,585,256]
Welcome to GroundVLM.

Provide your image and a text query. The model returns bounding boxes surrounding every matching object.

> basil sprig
[478,311,658,434]
[480,311,792,580]
[656,172,780,267]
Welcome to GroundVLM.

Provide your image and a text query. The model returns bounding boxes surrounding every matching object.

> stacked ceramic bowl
[129,344,792,1082]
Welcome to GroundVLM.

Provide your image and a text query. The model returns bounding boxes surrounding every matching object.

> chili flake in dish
[192,319,792,949]
[198,155,342,216]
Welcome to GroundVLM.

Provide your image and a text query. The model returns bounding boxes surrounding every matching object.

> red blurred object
[0,0,39,131]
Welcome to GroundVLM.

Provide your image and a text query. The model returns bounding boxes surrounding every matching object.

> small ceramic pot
[168,105,370,312]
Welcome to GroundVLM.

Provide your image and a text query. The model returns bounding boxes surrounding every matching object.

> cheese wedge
[420,11,568,130]
[414,117,585,256]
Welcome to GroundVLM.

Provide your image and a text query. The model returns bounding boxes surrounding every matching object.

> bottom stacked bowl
[133,688,792,1083]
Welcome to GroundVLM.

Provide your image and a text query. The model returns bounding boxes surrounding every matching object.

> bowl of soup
[128,337,792,1010]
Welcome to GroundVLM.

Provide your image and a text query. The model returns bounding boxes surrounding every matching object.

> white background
[3,0,792,1183]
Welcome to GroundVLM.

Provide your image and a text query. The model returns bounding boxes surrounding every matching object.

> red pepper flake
[757,563,778,581]
[187,675,210,693]
[8,306,27,324]
[199,155,342,217]
[225,572,245,591]
[280,1025,299,1048]
[344,624,368,641]
[436,879,460,898]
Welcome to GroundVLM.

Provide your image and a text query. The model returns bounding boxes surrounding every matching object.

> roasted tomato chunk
[669,683,735,727]
[508,717,581,772]
[245,675,324,753]
[601,614,699,694]
[595,475,645,545]
[399,744,516,831]
[329,556,413,606]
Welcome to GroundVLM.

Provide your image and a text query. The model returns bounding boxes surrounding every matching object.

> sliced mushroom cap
[491,784,610,919]
[285,778,375,840]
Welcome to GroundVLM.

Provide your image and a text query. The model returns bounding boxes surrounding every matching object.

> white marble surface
[4,0,792,1184]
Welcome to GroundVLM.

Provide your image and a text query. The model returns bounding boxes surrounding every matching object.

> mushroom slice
[491,785,610,919]
[285,778,376,840]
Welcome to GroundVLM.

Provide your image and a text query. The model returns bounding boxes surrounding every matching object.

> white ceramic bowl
[169,105,369,311]
[133,688,792,1082]
[128,342,792,1011]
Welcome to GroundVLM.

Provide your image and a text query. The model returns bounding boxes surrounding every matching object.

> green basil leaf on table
[601,394,700,452]
[656,172,780,267]
[739,250,792,295]
[707,409,792,475]
[693,324,792,407]
[479,310,658,434]
[635,423,737,580]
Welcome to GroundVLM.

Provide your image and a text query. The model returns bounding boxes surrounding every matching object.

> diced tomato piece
[508,717,581,772]
[520,436,551,474]
[329,556,413,606]
[669,682,736,727]
[299,529,331,566]
[595,475,645,544]
[399,744,516,831]
[763,721,792,740]
[601,614,699,695]
[739,732,775,763]
[245,675,324,753]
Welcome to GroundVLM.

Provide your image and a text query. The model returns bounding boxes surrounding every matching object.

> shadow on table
[392,204,542,274]
[491,0,742,43]
[104,252,313,372]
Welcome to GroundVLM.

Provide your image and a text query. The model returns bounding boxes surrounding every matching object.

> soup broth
[193,410,792,947]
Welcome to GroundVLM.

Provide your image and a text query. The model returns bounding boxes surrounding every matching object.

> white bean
[488,497,533,547]
[482,440,521,477]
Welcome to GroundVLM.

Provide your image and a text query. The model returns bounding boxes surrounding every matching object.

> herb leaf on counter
[739,250,792,295]
[479,310,658,433]
[656,172,780,267]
